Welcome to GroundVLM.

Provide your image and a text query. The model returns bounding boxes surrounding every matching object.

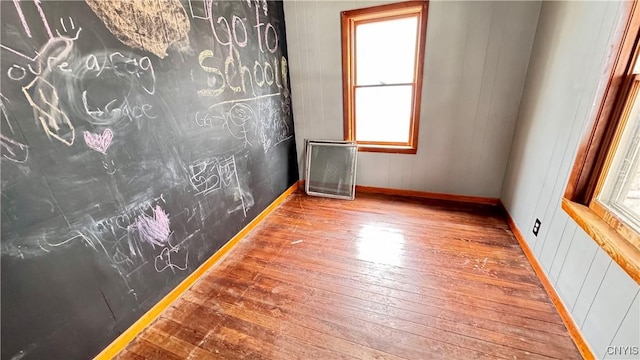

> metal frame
[304,139,358,200]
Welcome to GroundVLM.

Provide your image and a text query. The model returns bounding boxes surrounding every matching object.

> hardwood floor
[116,192,581,359]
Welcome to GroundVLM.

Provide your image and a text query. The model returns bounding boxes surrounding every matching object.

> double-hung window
[564,4,640,283]
[341,1,428,154]
[591,66,640,253]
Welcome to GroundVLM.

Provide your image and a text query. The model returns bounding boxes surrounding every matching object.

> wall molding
[499,202,595,360]
[297,181,498,205]
[94,182,300,359]
[356,185,499,205]
[298,180,500,206]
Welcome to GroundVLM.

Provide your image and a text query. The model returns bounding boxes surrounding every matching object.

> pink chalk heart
[83,128,113,154]
[135,206,171,247]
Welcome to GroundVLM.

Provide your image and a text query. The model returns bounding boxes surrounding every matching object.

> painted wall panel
[603,293,640,359]
[500,2,572,234]
[581,262,639,359]
[536,208,569,266]
[447,2,493,189]
[501,0,640,356]
[545,216,575,282]
[554,228,599,310]
[571,249,612,327]
[283,0,540,197]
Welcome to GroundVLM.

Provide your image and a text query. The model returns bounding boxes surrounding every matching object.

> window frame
[563,1,640,284]
[590,75,640,253]
[341,1,429,154]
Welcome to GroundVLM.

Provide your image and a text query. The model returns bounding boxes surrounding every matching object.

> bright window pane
[619,157,640,214]
[355,85,413,143]
[356,16,418,86]
[613,110,640,215]
[601,84,640,227]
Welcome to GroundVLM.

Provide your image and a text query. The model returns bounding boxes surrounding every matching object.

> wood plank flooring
[116,192,581,359]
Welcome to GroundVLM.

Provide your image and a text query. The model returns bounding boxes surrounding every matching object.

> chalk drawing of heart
[83,128,113,154]
[135,206,171,247]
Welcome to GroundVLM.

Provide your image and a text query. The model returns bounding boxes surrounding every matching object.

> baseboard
[355,185,499,205]
[296,181,498,205]
[499,201,595,360]
[94,182,299,359]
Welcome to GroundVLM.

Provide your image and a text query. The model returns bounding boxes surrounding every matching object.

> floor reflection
[357,224,405,266]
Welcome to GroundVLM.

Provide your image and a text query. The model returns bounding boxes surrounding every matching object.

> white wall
[284,0,540,197]
[501,1,640,358]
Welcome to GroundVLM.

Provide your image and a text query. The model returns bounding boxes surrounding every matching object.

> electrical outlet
[533,219,541,236]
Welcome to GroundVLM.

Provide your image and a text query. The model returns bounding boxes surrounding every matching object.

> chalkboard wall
[0,1,297,358]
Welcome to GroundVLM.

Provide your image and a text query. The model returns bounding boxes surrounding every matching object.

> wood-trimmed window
[341,1,428,154]
[563,2,640,284]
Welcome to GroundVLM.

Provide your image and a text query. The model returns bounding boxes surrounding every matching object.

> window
[341,1,428,154]
[594,71,640,248]
[563,3,640,284]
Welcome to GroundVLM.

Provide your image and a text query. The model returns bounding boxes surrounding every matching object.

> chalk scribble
[0,134,29,163]
[83,128,113,154]
[85,0,190,58]
[131,205,171,248]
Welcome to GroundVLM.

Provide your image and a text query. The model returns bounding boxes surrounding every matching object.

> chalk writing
[226,103,255,147]
[199,0,275,57]
[207,92,281,108]
[190,156,228,196]
[193,0,290,100]
[41,231,94,249]
[1,5,82,83]
[154,245,188,273]
[82,92,157,125]
[188,0,210,20]
[23,76,75,146]
[11,0,53,40]
[0,134,29,163]
[7,65,27,81]
[83,52,156,94]
[195,96,292,153]
[113,247,134,266]
[194,111,223,128]
[2,36,80,84]
[13,0,32,38]
[41,196,189,278]
[153,225,202,274]
[260,0,268,16]
[187,154,253,217]
[34,0,53,39]
[102,160,116,175]
[93,195,168,257]
[1,94,16,135]
[59,17,72,33]
[198,49,226,96]
[37,229,138,293]
[83,128,113,154]
[2,46,157,137]
[195,103,256,147]
[198,51,288,97]
[0,2,87,151]
[255,4,278,54]
[0,94,28,163]
[259,100,293,154]
[56,17,81,39]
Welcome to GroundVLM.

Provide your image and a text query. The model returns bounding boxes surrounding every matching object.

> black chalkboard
[0,1,297,358]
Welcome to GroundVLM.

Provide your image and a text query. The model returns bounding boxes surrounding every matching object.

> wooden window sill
[356,144,417,154]
[562,198,640,284]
